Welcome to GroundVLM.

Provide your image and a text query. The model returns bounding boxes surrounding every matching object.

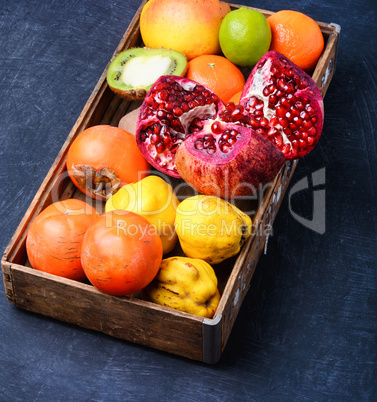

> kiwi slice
[106,47,188,100]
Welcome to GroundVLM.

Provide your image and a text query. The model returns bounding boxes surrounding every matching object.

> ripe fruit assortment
[26,1,328,319]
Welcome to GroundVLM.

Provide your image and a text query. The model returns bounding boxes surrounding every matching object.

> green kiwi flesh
[107,47,188,100]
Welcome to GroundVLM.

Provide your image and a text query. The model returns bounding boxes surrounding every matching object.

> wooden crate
[1,1,340,364]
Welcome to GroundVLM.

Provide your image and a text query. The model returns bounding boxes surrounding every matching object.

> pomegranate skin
[175,123,285,198]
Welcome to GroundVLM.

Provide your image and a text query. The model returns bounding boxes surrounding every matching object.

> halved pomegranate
[175,120,285,198]
[220,51,324,159]
[136,76,224,177]
[135,51,324,196]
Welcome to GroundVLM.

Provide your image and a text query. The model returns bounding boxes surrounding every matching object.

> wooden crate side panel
[9,264,204,361]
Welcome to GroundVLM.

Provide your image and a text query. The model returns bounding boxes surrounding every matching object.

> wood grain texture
[1,0,376,400]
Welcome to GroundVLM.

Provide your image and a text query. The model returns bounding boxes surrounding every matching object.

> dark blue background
[1,0,376,400]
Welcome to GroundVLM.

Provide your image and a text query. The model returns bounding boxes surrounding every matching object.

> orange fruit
[186,55,245,104]
[140,0,228,61]
[228,90,242,105]
[267,10,324,72]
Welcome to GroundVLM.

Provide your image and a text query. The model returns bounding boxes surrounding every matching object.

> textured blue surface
[1,0,376,400]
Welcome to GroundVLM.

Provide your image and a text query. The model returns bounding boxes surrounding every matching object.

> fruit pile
[26,0,327,319]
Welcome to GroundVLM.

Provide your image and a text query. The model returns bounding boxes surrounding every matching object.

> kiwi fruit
[106,47,188,100]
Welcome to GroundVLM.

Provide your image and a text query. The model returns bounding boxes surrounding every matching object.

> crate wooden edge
[1,2,341,364]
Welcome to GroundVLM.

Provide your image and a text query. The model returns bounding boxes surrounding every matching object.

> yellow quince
[105,175,179,254]
[141,256,220,318]
[174,195,252,264]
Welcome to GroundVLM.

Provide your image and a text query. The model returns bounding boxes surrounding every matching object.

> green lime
[219,7,271,67]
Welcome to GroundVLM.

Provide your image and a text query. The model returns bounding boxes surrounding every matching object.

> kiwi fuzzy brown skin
[107,47,188,100]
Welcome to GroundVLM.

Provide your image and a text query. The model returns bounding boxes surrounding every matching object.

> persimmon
[81,210,163,296]
[26,199,99,281]
[66,125,150,201]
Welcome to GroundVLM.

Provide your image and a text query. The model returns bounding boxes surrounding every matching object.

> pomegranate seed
[269,94,278,105]
[211,121,222,134]
[171,119,184,132]
[171,144,180,154]
[154,82,163,91]
[232,108,243,120]
[156,142,165,153]
[302,120,312,129]
[267,127,279,137]
[220,144,231,153]
[293,116,303,126]
[308,126,317,136]
[222,132,230,140]
[278,118,289,128]
[207,146,216,155]
[282,144,291,154]
[300,111,309,120]
[157,110,166,119]
[307,136,314,145]
[268,84,276,93]
[211,94,219,103]
[196,95,205,106]
[277,78,286,91]
[145,96,154,106]
[299,139,306,148]
[276,107,286,118]
[188,100,197,109]
[173,107,183,116]
[270,117,279,127]
[271,66,279,76]
[290,107,300,118]
[260,117,269,128]
[225,102,235,112]
[158,89,168,100]
[285,68,294,78]
[150,133,160,144]
[274,134,283,148]
[162,134,171,145]
[306,104,315,114]
[184,94,193,102]
[194,139,204,150]
[285,82,295,94]
[181,102,189,113]
[248,97,258,109]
